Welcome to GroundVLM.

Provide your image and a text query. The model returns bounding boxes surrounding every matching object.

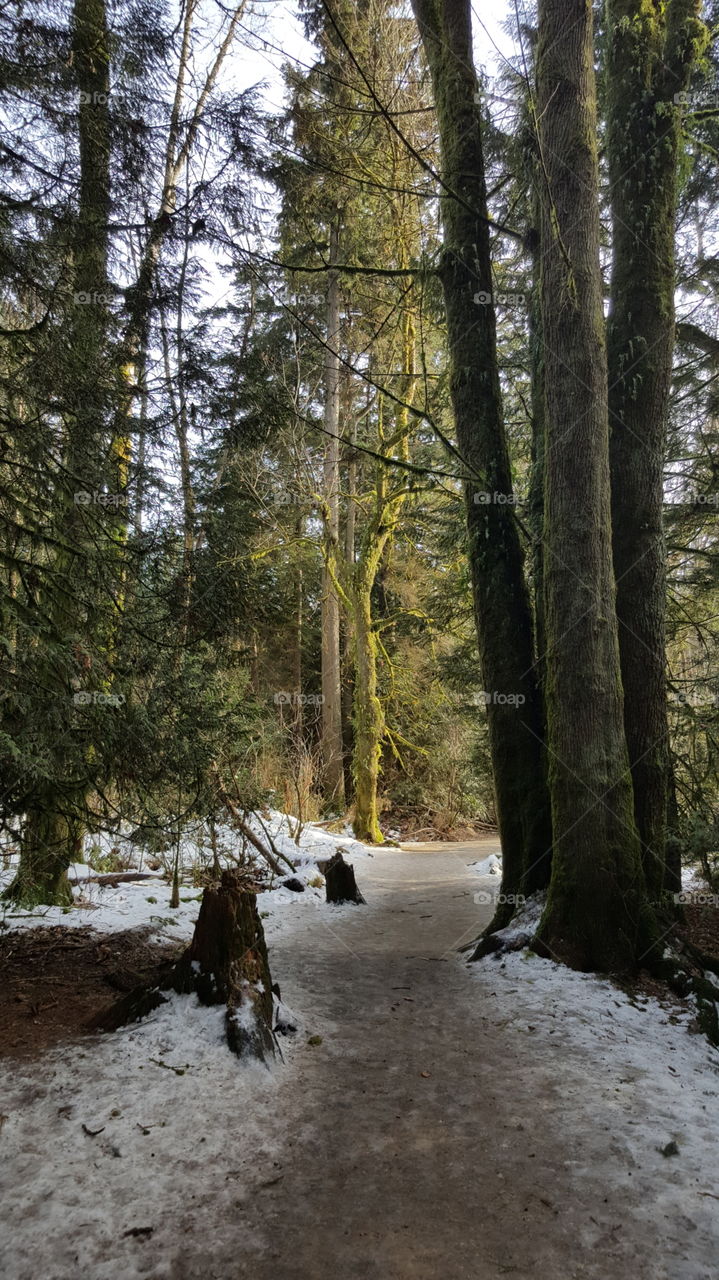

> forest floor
[1,839,719,1280]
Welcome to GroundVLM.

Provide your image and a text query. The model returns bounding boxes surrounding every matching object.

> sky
[222,0,517,113]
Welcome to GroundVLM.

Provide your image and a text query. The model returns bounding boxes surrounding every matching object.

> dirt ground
[0,926,182,1058]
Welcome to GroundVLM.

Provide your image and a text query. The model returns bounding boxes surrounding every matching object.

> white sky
[221,0,516,112]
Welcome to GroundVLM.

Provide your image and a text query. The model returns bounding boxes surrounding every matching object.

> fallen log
[69,872,162,887]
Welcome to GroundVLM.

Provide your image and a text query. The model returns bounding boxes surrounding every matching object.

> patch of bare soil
[0,926,184,1059]
[678,900,719,962]
[621,897,719,1018]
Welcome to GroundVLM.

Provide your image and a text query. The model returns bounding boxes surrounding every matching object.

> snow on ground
[0,810,375,943]
[470,851,502,875]
[2,834,719,1277]
[470,947,719,1228]
[0,992,293,1280]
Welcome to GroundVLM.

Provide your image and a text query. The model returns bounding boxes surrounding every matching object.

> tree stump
[323,851,366,905]
[172,870,276,1060]
[90,870,276,1061]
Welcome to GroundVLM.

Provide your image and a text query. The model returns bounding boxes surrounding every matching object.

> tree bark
[6,0,112,906]
[410,0,553,915]
[323,851,366,904]
[93,871,276,1060]
[321,220,346,809]
[534,0,651,971]
[606,0,705,898]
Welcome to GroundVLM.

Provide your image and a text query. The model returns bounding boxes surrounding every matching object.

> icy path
[2,842,719,1280]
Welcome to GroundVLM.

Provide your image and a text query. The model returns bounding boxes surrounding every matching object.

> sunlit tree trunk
[321,220,346,809]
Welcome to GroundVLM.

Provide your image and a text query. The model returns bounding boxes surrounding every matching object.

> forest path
[195,841,698,1280]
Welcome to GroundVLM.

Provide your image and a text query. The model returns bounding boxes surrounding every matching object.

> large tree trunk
[321,220,346,810]
[534,0,651,971]
[606,0,704,898]
[7,0,112,906]
[5,804,75,907]
[410,0,553,914]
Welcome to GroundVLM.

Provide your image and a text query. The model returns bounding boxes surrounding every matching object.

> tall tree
[5,0,113,905]
[320,218,346,807]
[534,0,651,970]
[410,0,553,911]
[605,0,706,897]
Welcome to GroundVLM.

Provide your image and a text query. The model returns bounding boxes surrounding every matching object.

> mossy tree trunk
[6,0,112,907]
[351,560,385,844]
[606,0,705,899]
[534,0,653,971]
[321,218,347,810]
[411,0,553,913]
[5,804,76,907]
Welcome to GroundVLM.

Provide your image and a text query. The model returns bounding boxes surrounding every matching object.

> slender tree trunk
[351,569,384,843]
[411,0,552,913]
[534,0,651,971]
[527,194,547,695]
[321,221,346,808]
[341,413,357,799]
[606,0,705,898]
[293,510,304,736]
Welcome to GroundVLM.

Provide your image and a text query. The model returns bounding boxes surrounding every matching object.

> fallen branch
[210,768,296,875]
[69,872,162,887]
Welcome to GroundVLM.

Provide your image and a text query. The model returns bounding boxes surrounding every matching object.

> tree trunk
[410,0,553,915]
[606,0,705,898]
[351,574,385,843]
[7,0,112,906]
[5,804,75,907]
[534,0,651,972]
[321,220,346,809]
[341,409,357,799]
